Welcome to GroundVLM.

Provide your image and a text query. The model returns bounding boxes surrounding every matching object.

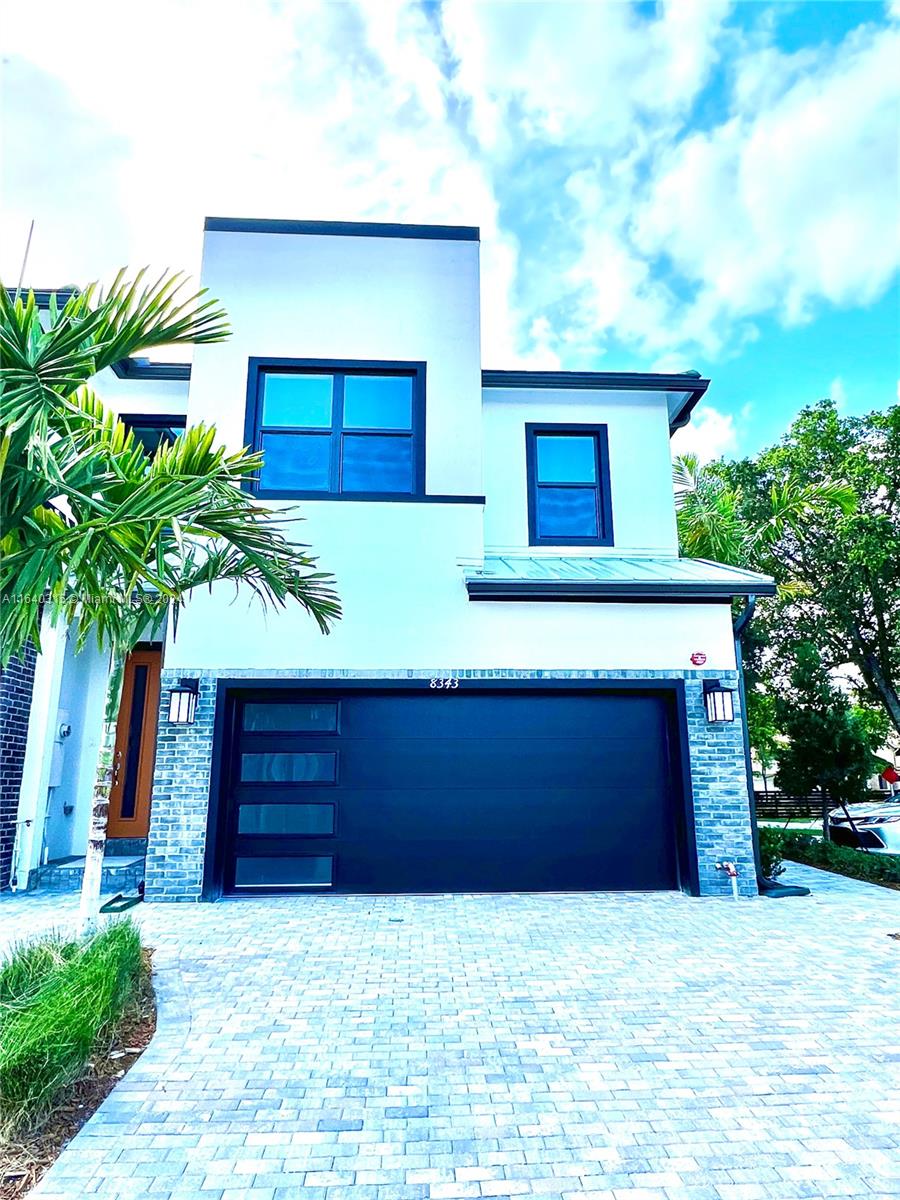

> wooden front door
[107,649,161,840]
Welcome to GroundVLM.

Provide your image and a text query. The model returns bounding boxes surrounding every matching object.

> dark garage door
[219,688,683,894]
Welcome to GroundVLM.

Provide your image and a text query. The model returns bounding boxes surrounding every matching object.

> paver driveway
[5,866,900,1200]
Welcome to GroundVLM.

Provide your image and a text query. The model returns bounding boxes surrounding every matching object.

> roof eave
[480,370,709,436]
[466,579,777,602]
[109,358,191,381]
[667,386,707,435]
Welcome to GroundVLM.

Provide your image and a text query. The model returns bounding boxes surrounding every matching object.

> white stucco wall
[190,229,483,493]
[164,499,737,674]
[482,388,679,555]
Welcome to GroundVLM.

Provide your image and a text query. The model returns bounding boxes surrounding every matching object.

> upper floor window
[246,359,425,498]
[525,424,613,546]
[121,413,186,456]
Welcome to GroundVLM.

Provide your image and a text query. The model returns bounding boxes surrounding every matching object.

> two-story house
[5,218,775,901]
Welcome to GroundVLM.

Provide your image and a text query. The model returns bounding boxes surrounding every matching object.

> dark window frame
[120,412,187,454]
[244,357,426,500]
[525,423,614,547]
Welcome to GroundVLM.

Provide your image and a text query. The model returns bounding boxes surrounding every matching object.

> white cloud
[633,24,900,328]
[829,376,848,410]
[0,1,535,360]
[1,0,898,371]
[671,406,738,463]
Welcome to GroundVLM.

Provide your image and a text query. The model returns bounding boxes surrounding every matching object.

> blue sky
[2,0,898,461]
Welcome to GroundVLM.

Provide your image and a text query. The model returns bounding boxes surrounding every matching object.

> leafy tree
[740,618,781,781]
[774,642,883,836]
[1,277,340,932]
[746,690,780,781]
[673,449,854,568]
[673,444,855,772]
[721,401,900,737]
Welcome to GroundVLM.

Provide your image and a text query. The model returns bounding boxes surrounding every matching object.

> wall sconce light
[702,679,735,724]
[168,678,199,725]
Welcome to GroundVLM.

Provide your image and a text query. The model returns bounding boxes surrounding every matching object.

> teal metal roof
[464,555,776,601]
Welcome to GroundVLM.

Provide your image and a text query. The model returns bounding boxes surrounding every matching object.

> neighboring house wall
[0,647,37,889]
[95,366,189,420]
[9,617,68,889]
[6,365,189,882]
[40,634,108,862]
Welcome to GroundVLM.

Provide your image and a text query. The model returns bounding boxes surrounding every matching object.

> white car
[828,799,900,853]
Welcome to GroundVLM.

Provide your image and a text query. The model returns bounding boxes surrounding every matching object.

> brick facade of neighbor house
[144,667,757,903]
[0,646,38,890]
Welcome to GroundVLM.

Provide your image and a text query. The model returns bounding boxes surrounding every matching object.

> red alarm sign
[690,651,707,666]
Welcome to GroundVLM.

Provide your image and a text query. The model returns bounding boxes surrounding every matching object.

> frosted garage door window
[234,856,333,887]
[240,752,337,784]
[237,804,335,836]
[242,702,338,733]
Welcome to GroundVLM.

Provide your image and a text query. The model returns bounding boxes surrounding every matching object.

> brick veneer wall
[0,646,38,890]
[145,668,757,902]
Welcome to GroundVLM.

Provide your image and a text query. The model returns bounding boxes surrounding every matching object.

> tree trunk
[77,651,126,937]
[863,652,900,738]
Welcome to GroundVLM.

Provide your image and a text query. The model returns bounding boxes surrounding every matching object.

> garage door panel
[223,689,681,894]
[334,738,661,791]
[337,694,665,741]
[334,838,664,893]
[333,785,666,840]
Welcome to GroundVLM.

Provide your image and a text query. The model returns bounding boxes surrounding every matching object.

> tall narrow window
[526,424,613,546]
[247,360,425,497]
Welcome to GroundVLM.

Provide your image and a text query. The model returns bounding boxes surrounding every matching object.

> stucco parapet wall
[146,667,754,902]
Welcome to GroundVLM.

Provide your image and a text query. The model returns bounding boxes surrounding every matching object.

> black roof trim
[481,370,709,436]
[110,358,191,381]
[481,369,707,391]
[204,217,480,242]
[466,578,776,602]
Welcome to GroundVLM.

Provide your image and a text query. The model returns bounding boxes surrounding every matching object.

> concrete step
[28,855,144,894]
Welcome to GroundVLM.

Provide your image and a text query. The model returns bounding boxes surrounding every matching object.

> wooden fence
[754,791,885,822]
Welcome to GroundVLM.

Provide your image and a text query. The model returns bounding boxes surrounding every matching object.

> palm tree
[1,275,340,932]
[673,452,855,569]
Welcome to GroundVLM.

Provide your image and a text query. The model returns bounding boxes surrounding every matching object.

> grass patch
[0,919,144,1139]
[760,826,900,890]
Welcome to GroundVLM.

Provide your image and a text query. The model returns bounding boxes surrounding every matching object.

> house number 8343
[429,677,460,689]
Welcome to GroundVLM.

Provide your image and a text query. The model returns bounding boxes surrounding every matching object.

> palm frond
[87,268,230,369]
[1,271,339,667]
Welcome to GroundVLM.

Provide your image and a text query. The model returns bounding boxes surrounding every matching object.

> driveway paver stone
[2,863,898,1199]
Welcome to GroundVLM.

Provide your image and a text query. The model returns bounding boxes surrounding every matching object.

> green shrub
[773,829,900,888]
[0,919,143,1134]
[0,931,80,1008]
[759,826,786,879]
